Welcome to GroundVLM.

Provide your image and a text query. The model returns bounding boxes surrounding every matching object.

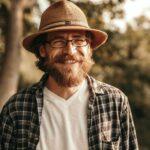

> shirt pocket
[99,121,120,150]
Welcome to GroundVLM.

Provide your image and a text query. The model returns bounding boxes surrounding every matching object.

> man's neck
[46,76,83,100]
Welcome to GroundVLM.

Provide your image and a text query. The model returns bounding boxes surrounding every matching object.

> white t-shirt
[36,79,89,150]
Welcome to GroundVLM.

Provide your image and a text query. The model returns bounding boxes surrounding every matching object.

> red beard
[44,54,94,87]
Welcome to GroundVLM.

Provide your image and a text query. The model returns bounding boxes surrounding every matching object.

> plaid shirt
[0,73,139,150]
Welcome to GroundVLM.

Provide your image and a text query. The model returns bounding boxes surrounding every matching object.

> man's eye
[74,39,86,45]
[52,40,65,46]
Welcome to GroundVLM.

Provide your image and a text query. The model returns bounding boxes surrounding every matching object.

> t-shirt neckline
[43,79,87,106]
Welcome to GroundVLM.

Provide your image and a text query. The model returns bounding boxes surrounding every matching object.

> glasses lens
[51,39,66,48]
[73,39,87,47]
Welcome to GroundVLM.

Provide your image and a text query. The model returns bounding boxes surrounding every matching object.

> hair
[86,31,94,39]
[32,33,48,59]
[32,31,94,72]
[31,33,48,72]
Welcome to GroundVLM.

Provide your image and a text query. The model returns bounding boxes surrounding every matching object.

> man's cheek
[79,45,91,57]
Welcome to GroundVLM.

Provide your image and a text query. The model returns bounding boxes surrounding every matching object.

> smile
[63,60,77,64]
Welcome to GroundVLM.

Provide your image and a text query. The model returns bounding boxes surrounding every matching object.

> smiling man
[39,31,94,91]
[0,0,139,150]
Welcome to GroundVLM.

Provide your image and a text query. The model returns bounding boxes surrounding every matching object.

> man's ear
[39,45,46,57]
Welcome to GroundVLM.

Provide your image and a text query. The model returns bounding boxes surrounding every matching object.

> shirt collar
[86,75,105,95]
[35,73,105,95]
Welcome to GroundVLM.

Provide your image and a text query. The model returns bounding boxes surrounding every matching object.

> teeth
[64,60,76,64]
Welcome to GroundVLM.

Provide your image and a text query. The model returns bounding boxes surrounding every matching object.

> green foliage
[74,0,125,29]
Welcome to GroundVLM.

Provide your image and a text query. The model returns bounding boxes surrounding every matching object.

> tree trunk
[0,0,24,109]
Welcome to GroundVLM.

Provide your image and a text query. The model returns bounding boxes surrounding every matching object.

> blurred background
[0,0,149,149]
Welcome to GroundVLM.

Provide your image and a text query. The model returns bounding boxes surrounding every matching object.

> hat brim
[22,26,108,53]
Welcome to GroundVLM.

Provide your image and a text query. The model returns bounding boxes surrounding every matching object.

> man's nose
[64,41,77,55]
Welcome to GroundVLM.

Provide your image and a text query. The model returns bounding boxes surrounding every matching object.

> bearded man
[0,0,139,150]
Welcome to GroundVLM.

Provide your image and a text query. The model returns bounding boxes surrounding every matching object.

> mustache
[51,54,86,64]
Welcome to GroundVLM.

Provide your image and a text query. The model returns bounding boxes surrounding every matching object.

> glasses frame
[45,37,91,48]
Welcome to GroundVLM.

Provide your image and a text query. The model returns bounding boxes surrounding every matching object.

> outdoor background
[0,0,149,149]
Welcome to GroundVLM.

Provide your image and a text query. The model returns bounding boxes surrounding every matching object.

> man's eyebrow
[48,34,85,40]
[72,35,85,38]
[50,35,65,40]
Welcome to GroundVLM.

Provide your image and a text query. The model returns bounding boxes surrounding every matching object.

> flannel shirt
[0,73,139,150]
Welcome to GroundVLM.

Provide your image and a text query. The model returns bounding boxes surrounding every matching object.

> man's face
[39,30,94,87]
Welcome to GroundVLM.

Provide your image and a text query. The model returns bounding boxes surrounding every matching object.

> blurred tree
[74,0,125,28]
[0,0,37,108]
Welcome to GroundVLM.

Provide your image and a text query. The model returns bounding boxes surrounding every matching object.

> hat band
[40,20,89,31]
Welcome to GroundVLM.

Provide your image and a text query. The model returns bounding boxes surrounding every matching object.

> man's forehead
[47,30,86,38]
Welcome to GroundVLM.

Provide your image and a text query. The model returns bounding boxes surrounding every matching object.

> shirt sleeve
[0,105,15,150]
[120,95,139,150]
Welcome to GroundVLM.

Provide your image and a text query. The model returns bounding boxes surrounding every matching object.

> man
[0,0,139,150]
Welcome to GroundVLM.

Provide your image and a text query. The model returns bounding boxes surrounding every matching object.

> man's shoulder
[10,83,37,100]
[91,77,124,94]
[1,83,38,115]
[90,76,128,103]
[89,77,129,114]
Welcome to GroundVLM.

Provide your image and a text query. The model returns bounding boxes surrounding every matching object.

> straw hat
[23,0,108,53]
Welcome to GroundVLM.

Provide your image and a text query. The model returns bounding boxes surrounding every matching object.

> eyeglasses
[45,38,90,48]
